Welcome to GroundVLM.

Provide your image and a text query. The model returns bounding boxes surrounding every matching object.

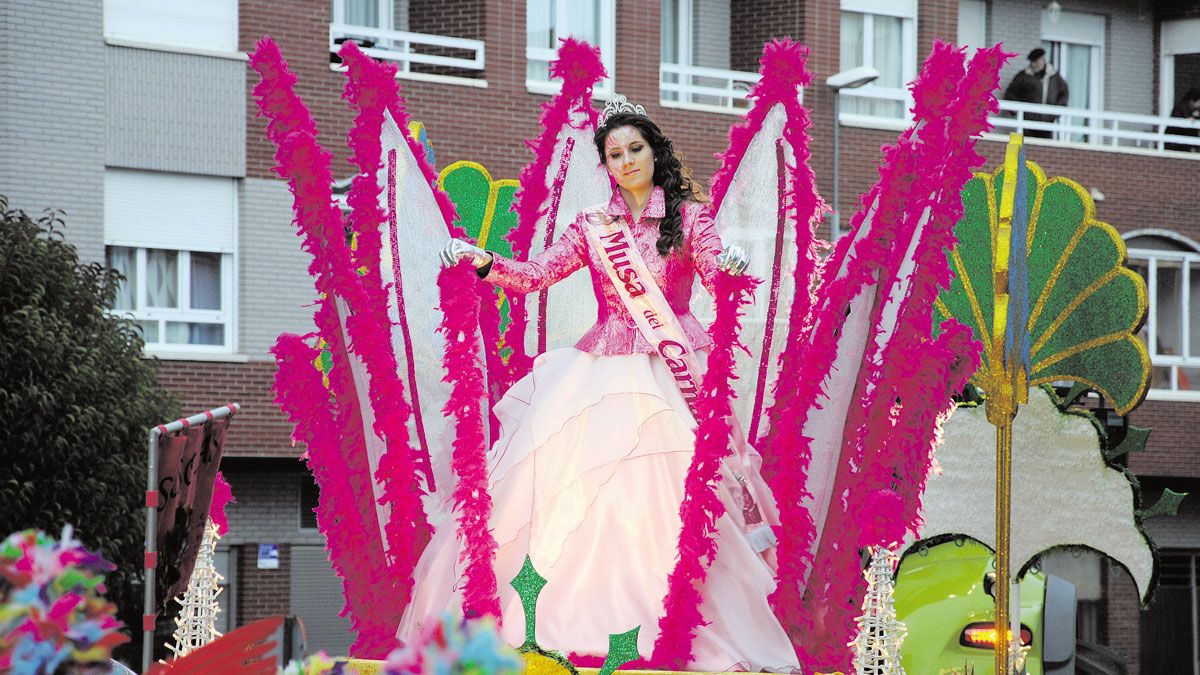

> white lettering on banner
[583,211,703,417]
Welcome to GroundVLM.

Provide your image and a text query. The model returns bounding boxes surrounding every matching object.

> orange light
[960,622,1033,649]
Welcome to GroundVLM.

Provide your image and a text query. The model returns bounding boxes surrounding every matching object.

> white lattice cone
[166,519,224,658]
[850,546,907,675]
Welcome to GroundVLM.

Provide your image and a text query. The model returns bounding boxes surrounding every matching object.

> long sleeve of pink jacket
[683,202,724,297]
[479,217,587,294]
[476,188,726,355]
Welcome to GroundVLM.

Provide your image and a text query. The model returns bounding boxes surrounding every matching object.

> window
[1125,233,1200,399]
[329,1,485,84]
[659,0,758,111]
[957,0,987,52]
[1159,19,1200,117]
[104,170,236,355]
[104,0,238,54]
[839,0,917,120]
[105,246,232,350]
[332,0,401,31]
[526,0,615,95]
[1040,10,1104,142]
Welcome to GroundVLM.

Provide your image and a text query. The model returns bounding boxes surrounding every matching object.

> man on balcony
[1003,47,1069,139]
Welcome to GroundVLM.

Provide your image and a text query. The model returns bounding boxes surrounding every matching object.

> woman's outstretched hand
[440,238,493,269]
[715,244,749,276]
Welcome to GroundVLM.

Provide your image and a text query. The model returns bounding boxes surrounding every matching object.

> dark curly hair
[594,112,706,256]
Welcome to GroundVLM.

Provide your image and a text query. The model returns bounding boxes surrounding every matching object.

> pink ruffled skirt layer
[398,348,800,672]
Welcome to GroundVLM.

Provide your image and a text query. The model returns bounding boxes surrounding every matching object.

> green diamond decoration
[598,626,640,675]
[1106,425,1151,461]
[511,554,547,650]
[1139,488,1188,519]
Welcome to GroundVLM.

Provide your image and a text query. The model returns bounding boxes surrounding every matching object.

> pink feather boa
[337,43,502,623]
[253,37,424,654]
[505,38,606,385]
[708,39,826,650]
[208,472,234,536]
[337,40,440,624]
[649,270,759,668]
[795,43,1008,671]
[437,263,501,619]
[272,332,397,655]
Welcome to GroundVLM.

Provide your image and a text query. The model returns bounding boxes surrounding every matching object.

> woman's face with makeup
[603,125,654,195]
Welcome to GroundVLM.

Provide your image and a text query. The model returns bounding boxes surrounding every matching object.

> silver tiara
[600,94,647,125]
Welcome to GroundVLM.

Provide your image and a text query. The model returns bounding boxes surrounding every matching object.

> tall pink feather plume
[505,38,606,385]
[795,43,1007,671]
[709,40,825,650]
[252,37,407,655]
[437,263,501,619]
[338,40,438,619]
[208,472,234,536]
[650,270,759,669]
[271,332,397,656]
[336,42,502,621]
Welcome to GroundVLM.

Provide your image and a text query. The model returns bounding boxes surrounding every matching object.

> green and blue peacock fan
[934,144,1151,415]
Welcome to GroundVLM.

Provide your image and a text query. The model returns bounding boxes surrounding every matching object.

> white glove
[715,244,749,275]
[440,238,492,269]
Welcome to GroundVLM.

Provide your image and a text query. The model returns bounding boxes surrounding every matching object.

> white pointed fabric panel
[377,108,468,526]
[529,102,609,355]
[698,103,794,426]
[799,199,881,566]
[335,296,393,551]
[910,386,1154,599]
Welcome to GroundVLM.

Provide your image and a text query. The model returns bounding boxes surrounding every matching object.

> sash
[581,209,704,417]
[582,208,777,552]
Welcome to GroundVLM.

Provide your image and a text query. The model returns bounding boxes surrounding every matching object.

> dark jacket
[1003,64,1070,124]
[1165,99,1200,153]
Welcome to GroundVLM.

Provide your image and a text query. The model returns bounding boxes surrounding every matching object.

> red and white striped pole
[143,403,240,672]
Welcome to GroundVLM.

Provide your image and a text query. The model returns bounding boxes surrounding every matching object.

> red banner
[154,417,230,609]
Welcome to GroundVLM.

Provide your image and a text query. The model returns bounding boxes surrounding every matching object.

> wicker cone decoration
[850,547,907,675]
[166,519,224,658]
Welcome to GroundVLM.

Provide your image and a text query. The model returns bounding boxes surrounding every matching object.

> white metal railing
[991,100,1200,153]
[838,89,1200,154]
[329,23,484,81]
[659,63,762,112]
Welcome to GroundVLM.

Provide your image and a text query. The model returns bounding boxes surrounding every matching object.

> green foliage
[0,198,178,655]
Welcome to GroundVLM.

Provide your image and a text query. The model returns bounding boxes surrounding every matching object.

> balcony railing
[990,100,1200,154]
[838,90,1200,155]
[329,23,485,87]
[659,63,762,114]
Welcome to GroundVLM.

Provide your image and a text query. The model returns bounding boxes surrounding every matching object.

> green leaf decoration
[511,554,548,650]
[597,626,641,675]
[1062,381,1091,407]
[1139,488,1188,519]
[438,160,518,257]
[935,157,1151,414]
[1105,425,1152,461]
[439,160,520,341]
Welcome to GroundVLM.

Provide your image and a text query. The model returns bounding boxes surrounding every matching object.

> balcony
[659,62,761,114]
[328,23,486,88]
[839,94,1200,157]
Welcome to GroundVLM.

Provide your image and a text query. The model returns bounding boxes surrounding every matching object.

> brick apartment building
[2,0,1198,671]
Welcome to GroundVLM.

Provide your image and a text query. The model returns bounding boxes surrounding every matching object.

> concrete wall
[0,0,107,263]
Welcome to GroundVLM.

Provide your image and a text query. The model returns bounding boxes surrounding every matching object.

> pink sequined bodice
[483,186,724,355]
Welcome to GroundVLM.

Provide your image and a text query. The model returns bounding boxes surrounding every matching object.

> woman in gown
[399,103,800,672]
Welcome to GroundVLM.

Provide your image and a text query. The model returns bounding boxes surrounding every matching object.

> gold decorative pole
[986,135,1028,674]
